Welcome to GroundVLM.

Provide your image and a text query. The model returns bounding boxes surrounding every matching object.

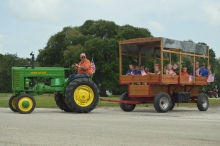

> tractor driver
[68,53,92,81]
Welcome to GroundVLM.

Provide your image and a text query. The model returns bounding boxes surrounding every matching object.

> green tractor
[9,52,99,114]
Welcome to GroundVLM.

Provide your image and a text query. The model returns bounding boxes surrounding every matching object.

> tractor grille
[13,71,20,88]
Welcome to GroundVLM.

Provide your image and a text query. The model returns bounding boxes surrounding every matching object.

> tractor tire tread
[65,78,99,113]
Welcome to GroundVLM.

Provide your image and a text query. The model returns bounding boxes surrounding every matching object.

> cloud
[7,0,63,22]
[0,34,3,40]
[201,1,220,26]
[146,21,164,31]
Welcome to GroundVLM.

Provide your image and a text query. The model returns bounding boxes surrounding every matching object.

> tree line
[0,20,219,96]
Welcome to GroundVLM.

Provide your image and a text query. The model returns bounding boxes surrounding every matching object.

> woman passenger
[150,65,161,74]
[195,61,200,76]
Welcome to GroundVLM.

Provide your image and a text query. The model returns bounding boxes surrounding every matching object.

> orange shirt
[78,59,93,75]
[181,72,189,76]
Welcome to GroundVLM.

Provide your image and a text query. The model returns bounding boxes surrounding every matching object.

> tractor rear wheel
[197,93,209,111]
[154,92,171,113]
[119,92,136,112]
[65,78,99,113]
[15,94,36,114]
[9,95,18,112]
[54,93,72,112]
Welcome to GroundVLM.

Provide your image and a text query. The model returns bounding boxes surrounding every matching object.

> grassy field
[0,93,120,108]
[1,93,220,108]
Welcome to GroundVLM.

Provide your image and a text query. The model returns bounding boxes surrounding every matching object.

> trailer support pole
[119,44,122,75]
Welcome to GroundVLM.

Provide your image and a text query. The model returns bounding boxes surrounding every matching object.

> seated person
[68,53,92,81]
[195,61,200,76]
[135,65,141,74]
[140,65,145,71]
[199,63,210,77]
[165,64,176,75]
[150,65,161,74]
[126,64,139,75]
[139,65,147,85]
[145,67,150,74]
[213,85,218,92]
[181,67,189,76]
[154,65,161,74]
[140,65,146,75]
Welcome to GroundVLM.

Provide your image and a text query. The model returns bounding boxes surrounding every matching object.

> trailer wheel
[170,103,175,110]
[54,93,72,112]
[119,92,136,112]
[154,92,171,113]
[9,95,18,112]
[15,94,36,114]
[65,78,99,113]
[197,93,209,111]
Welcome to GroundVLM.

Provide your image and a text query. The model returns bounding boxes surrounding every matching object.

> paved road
[0,107,220,146]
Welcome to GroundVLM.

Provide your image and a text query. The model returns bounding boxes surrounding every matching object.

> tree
[0,54,29,92]
[36,27,87,67]
[36,20,153,96]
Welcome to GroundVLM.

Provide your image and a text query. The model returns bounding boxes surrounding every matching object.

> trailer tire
[197,93,209,111]
[170,103,175,110]
[154,92,171,113]
[15,94,36,114]
[9,95,18,112]
[54,93,72,112]
[119,92,136,112]
[65,78,99,113]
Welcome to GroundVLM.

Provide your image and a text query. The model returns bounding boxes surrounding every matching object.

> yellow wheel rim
[18,97,33,112]
[73,85,94,107]
[12,97,17,109]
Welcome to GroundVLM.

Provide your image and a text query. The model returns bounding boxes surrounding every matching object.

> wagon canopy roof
[119,37,207,56]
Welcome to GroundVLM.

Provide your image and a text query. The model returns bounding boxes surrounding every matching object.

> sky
[0,0,220,58]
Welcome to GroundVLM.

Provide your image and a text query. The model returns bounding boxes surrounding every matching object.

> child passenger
[181,67,189,76]
[166,64,176,75]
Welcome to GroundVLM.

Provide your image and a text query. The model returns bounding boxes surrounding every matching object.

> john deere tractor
[9,52,99,114]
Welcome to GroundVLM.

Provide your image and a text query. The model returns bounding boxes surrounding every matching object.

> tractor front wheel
[54,93,72,112]
[119,92,136,112]
[65,78,99,113]
[9,95,18,112]
[15,94,36,114]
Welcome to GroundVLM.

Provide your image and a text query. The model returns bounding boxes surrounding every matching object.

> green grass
[1,93,220,108]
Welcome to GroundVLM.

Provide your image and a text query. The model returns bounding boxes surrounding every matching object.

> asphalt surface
[0,107,220,146]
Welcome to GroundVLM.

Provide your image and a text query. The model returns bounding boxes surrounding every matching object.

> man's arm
[72,64,78,70]
[126,70,131,75]
[77,60,90,71]
[78,66,87,71]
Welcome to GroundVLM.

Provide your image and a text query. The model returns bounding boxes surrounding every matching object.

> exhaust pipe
[30,52,35,69]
